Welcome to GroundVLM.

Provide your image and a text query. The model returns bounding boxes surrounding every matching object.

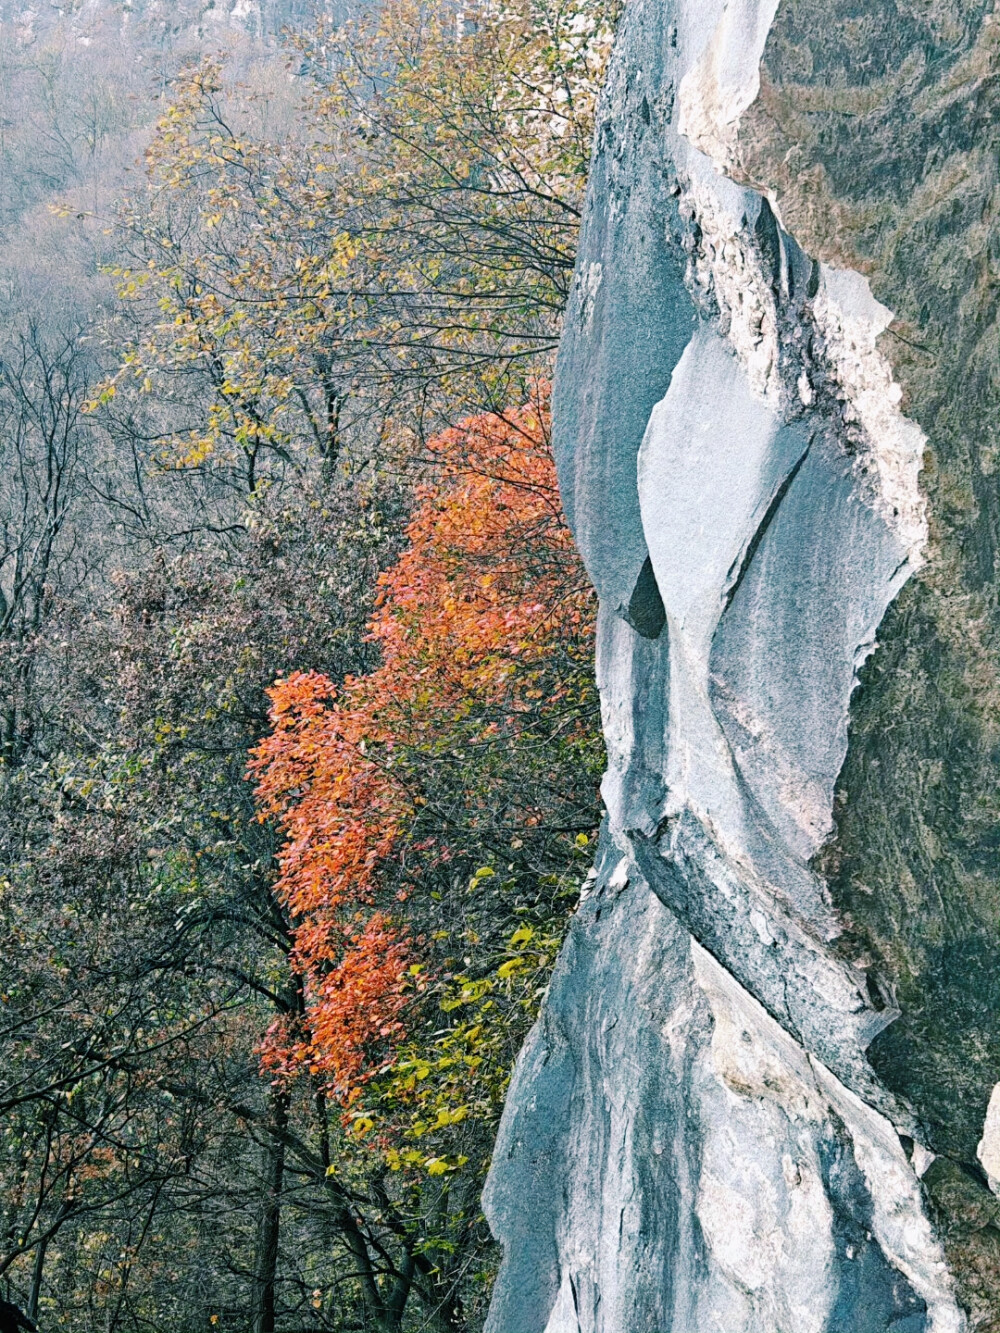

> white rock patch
[976,1082,1000,1193]
[695,943,966,1333]
[542,1273,580,1333]
[682,176,783,406]
[815,1061,966,1333]
[678,0,783,171]
[814,266,929,567]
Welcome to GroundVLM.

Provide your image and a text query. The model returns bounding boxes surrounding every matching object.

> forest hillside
[0,0,616,1327]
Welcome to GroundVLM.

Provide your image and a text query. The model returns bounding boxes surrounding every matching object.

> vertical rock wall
[484,2,1000,1329]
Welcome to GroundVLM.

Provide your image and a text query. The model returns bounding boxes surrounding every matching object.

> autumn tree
[251,398,604,1329]
[0,468,409,1330]
[0,0,619,1324]
[98,0,619,482]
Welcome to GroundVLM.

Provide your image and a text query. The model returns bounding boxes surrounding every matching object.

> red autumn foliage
[249,396,595,1100]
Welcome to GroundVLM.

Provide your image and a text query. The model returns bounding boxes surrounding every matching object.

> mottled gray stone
[551,0,697,618]
[733,16,1000,1316]
[629,816,906,1121]
[710,429,910,865]
[595,600,669,838]
[485,0,978,1327]
[485,851,941,1333]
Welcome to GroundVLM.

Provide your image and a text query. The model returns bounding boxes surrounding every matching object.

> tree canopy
[0,0,616,1325]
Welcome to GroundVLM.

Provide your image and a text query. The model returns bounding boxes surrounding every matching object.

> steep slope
[484,2,1000,1329]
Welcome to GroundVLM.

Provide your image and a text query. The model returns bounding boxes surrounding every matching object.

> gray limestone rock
[550,0,697,621]
[484,0,1000,1327]
[485,850,953,1333]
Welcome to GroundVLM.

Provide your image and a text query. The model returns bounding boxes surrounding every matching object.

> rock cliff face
[484,2,1000,1329]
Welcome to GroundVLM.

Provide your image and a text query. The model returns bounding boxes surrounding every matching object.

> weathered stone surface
[732,6,1000,1321]
[550,0,697,620]
[485,848,956,1333]
[486,0,1000,1328]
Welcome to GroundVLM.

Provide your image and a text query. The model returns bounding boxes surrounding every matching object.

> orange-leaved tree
[249,394,602,1106]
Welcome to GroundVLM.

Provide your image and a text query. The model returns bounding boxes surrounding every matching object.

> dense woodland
[0,0,616,1328]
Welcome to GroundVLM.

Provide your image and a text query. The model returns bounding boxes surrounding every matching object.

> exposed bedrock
[485,0,1000,1329]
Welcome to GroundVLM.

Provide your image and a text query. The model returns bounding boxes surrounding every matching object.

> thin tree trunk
[250,1086,289,1333]
[27,1232,47,1320]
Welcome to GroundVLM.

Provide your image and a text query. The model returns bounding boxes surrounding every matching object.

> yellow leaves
[351,902,573,1181]
[432,1105,468,1128]
[385,1146,469,1176]
[385,1147,429,1171]
[440,977,492,1011]
[173,433,216,470]
[347,1114,375,1138]
[328,230,360,272]
[83,383,116,415]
